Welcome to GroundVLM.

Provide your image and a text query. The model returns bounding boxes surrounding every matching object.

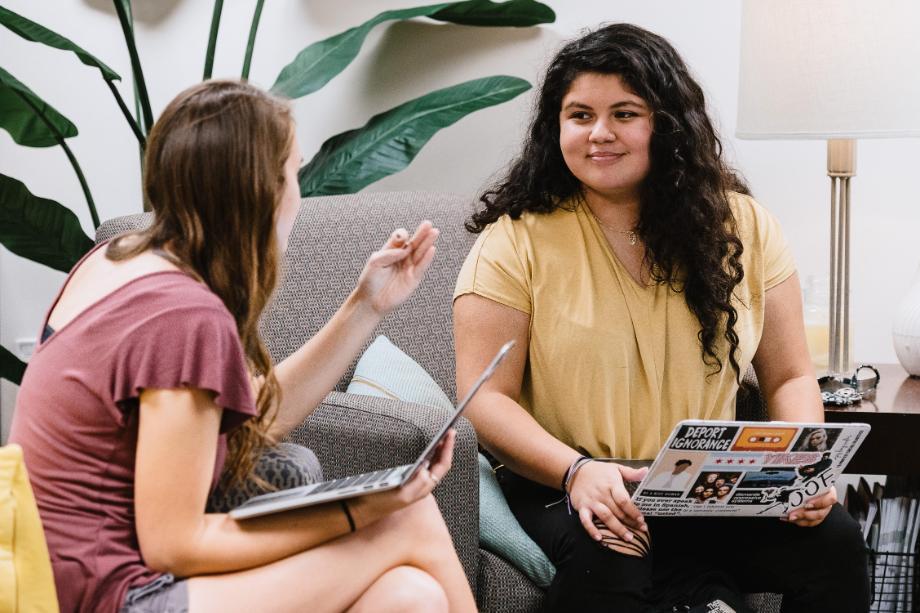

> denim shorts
[120,574,189,613]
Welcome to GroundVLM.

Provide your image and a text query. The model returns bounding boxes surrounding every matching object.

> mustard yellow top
[454,193,796,460]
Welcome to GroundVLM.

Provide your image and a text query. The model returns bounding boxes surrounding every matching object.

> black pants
[499,469,870,613]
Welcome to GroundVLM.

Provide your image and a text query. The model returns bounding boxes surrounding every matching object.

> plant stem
[124,0,147,205]
[204,0,224,80]
[105,80,145,148]
[241,0,265,80]
[57,139,100,228]
[14,91,100,229]
[113,0,153,132]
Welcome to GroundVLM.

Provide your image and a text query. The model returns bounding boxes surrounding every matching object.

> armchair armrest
[283,391,479,588]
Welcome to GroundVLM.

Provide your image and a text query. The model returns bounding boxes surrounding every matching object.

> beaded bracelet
[564,456,594,493]
[547,455,593,514]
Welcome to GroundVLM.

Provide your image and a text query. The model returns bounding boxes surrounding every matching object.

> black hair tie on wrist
[340,500,356,532]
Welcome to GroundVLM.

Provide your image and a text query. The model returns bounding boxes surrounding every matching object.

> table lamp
[736,0,920,384]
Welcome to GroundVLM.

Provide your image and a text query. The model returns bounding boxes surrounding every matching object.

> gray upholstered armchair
[97,191,778,612]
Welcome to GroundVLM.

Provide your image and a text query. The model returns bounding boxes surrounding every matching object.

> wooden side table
[825,364,920,475]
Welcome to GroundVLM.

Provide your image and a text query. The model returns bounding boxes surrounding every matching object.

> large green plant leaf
[0,5,120,81]
[271,0,552,99]
[299,75,530,196]
[0,173,93,272]
[0,66,77,147]
[0,5,142,146]
[430,0,554,26]
[1,344,27,385]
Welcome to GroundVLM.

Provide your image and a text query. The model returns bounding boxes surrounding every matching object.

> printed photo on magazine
[631,420,870,517]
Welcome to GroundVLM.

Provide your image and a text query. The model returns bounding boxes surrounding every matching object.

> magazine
[631,420,870,517]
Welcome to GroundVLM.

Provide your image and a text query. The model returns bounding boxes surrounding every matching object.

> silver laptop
[230,340,515,520]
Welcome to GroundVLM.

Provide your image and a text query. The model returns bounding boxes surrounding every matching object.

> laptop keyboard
[243,464,414,507]
[310,465,406,495]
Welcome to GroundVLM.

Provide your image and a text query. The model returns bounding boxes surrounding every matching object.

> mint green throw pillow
[347,335,454,410]
[345,335,556,588]
[476,454,555,587]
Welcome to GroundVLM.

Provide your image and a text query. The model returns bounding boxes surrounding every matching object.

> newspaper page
[633,421,870,517]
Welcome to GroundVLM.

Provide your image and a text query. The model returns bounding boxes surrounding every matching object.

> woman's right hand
[568,460,648,542]
[352,222,439,318]
[348,429,456,528]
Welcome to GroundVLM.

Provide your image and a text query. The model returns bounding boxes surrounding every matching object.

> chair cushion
[347,336,454,410]
[0,444,59,612]
[345,335,555,588]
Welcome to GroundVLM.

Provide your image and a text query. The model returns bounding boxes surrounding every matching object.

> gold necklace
[589,211,639,246]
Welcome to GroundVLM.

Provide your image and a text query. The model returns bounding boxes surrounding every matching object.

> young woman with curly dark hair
[454,24,868,612]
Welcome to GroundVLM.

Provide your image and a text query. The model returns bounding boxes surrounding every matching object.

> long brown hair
[108,80,292,485]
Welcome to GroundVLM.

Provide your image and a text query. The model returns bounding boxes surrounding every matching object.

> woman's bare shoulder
[47,242,182,329]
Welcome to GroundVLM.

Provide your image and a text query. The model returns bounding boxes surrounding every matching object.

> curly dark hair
[467,23,749,379]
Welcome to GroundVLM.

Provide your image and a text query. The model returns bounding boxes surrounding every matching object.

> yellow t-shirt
[454,192,796,460]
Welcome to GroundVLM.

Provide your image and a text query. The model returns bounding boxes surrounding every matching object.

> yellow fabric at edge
[0,444,59,613]
[454,193,796,460]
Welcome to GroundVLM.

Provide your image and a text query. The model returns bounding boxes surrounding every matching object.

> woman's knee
[593,519,651,558]
[817,505,868,573]
[555,518,653,581]
[390,495,450,538]
[547,528,654,612]
[372,566,448,613]
[822,506,866,552]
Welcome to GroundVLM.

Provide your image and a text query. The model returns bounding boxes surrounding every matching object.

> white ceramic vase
[893,264,920,376]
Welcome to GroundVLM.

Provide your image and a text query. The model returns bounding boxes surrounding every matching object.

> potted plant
[0,0,555,383]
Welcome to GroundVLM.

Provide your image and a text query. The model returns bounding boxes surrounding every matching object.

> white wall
[3,1,919,436]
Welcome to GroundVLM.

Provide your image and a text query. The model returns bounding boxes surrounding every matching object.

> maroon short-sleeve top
[10,258,257,613]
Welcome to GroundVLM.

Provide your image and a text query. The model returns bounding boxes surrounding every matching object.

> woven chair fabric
[477,549,544,612]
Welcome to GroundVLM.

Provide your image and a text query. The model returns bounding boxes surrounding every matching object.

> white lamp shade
[737,0,920,140]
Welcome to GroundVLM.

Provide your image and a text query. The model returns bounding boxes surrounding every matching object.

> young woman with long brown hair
[454,24,868,612]
[11,80,477,613]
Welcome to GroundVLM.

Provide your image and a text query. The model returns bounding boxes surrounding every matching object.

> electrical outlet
[15,337,37,360]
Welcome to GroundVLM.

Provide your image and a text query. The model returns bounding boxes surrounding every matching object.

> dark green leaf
[299,75,530,196]
[0,66,77,147]
[0,173,93,272]
[432,0,554,27]
[271,0,552,99]
[1,344,27,385]
[0,5,121,81]
[113,0,153,132]
[272,4,446,99]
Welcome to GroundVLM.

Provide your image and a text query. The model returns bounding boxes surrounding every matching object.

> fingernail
[805,503,814,510]
[789,514,798,521]
[594,534,602,541]
[624,532,633,541]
